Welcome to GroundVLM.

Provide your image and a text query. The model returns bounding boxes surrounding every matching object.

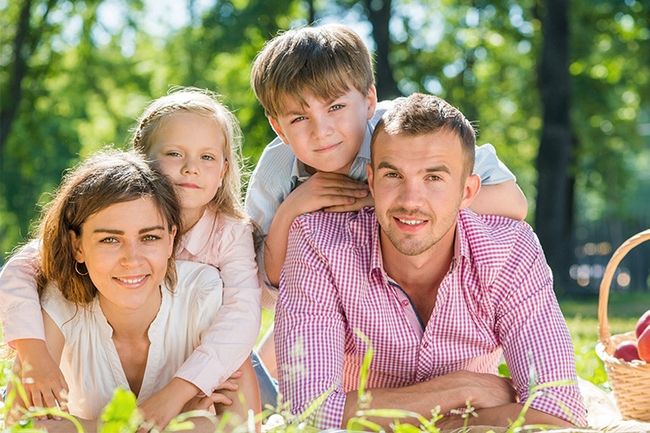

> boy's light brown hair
[371,93,476,176]
[251,24,375,119]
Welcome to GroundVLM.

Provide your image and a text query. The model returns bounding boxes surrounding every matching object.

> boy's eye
[290,116,306,124]
[330,104,345,112]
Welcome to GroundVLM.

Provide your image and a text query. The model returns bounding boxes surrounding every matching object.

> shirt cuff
[527,384,587,426]
[314,391,347,430]
[175,351,227,396]
[2,303,46,345]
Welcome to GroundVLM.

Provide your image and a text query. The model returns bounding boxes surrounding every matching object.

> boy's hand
[325,194,374,212]
[13,339,68,413]
[289,172,369,216]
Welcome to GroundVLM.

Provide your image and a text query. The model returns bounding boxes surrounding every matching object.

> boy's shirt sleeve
[245,137,297,299]
[0,240,46,343]
[473,143,516,185]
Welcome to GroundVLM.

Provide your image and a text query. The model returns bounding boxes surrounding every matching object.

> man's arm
[342,370,516,429]
[275,215,349,429]
[438,404,573,429]
[492,226,587,426]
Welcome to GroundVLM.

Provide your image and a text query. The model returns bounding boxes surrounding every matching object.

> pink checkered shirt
[275,208,586,429]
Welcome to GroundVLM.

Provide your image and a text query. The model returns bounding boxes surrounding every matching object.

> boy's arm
[264,171,369,286]
[470,180,528,220]
[0,242,68,410]
[472,143,528,220]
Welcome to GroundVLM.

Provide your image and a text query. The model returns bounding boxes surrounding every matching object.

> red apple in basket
[636,310,650,338]
[638,327,650,362]
[613,340,641,362]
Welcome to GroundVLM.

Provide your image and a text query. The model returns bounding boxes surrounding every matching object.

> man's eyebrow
[377,161,451,174]
[377,161,399,171]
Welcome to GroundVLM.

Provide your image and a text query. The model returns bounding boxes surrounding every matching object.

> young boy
[245,24,528,290]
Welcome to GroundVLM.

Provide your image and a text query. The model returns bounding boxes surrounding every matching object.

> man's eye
[426,174,442,182]
[385,172,400,178]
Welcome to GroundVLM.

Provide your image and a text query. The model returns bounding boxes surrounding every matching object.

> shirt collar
[178,209,214,256]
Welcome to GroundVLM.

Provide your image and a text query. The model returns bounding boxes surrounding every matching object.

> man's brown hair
[371,93,476,175]
[251,24,374,119]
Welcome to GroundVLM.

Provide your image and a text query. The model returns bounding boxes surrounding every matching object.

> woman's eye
[100,237,118,244]
[142,235,161,242]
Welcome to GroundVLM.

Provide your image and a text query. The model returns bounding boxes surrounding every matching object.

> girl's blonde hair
[36,150,181,304]
[131,87,247,221]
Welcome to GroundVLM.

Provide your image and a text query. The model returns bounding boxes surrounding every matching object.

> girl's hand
[182,370,242,413]
[13,339,69,416]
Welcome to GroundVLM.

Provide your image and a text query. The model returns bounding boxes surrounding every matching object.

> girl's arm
[0,242,68,409]
[173,220,261,395]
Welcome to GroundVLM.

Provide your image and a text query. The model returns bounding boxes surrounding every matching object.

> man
[274,93,586,429]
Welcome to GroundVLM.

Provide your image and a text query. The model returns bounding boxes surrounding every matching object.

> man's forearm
[437,404,574,429]
[341,372,513,429]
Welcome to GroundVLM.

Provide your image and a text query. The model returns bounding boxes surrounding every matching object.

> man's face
[269,86,377,174]
[368,129,478,258]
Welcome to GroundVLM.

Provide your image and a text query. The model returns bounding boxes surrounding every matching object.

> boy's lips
[314,142,341,153]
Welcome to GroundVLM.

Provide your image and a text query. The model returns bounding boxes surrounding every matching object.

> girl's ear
[69,230,85,262]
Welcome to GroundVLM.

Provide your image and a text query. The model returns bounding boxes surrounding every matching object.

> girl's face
[150,112,228,227]
[70,197,176,312]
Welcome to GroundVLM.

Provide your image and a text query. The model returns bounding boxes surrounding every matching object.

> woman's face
[70,197,176,312]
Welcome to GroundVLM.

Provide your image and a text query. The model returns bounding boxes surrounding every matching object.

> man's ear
[268,116,289,144]
[69,230,85,263]
[460,174,481,209]
[366,163,375,198]
[366,85,378,120]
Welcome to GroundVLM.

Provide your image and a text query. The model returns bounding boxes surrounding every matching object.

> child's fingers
[209,393,233,406]
[216,380,239,392]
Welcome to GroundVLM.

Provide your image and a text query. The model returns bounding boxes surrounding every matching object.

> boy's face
[269,86,377,174]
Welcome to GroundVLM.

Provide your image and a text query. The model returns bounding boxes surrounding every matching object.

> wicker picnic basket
[596,228,650,421]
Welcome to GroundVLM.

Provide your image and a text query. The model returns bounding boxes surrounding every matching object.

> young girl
[9,150,259,421]
[0,89,263,427]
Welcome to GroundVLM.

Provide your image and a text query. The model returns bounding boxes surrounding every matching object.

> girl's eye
[166,151,182,158]
[201,154,215,161]
[142,234,161,242]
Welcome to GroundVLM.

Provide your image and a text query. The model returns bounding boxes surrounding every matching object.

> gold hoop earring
[75,262,88,276]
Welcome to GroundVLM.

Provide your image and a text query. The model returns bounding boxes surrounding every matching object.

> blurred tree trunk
[306,0,315,24]
[362,0,401,100]
[535,0,575,293]
[0,0,32,156]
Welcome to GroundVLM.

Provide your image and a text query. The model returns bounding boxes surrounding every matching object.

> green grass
[560,291,650,386]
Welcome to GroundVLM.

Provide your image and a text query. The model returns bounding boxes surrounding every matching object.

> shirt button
[401,300,409,307]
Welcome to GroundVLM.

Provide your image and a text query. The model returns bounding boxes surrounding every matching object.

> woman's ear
[69,230,85,262]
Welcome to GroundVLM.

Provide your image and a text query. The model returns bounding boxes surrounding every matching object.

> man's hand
[441,370,517,410]
[288,172,369,216]
[13,339,68,413]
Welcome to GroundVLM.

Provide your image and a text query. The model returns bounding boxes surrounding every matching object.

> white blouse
[41,261,223,419]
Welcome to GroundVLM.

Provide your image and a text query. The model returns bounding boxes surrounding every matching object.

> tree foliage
[1,0,649,292]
